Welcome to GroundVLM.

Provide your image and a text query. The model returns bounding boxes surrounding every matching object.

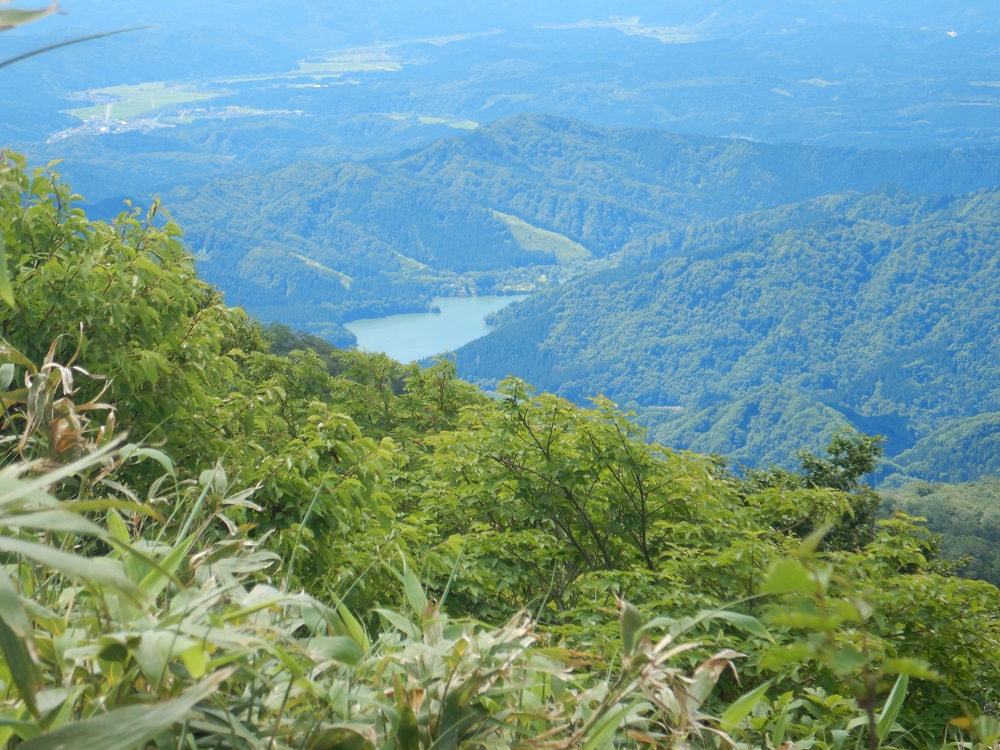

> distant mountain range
[7,0,1000,200]
[169,113,1000,316]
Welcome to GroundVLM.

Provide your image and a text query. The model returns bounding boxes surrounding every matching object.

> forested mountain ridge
[456,185,1000,482]
[392,114,1000,255]
[169,114,1000,338]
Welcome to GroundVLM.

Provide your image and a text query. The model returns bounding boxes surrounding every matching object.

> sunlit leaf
[875,673,908,742]
[761,558,816,595]
[720,679,772,729]
[620,599,643,656]
[880,658,939,681]
[180,645,208,679]
[307,636,363,666]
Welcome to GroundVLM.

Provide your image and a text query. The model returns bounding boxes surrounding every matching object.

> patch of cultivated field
[215,55,401,84]
[492,210,592,264]
[387,113,477,129]
[65,82,218,121]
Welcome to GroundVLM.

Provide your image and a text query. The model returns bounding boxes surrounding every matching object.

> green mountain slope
[170,115,1000,333]
[457,187,1000,478]
[882,477,1000,586]
[170,158,551,329]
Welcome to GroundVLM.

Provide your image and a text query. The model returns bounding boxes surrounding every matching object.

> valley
[3,3,1000,747]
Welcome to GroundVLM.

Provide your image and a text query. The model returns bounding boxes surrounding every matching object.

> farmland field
[214,55,402,84]
[493,210,593,265]
[64,82,218,121]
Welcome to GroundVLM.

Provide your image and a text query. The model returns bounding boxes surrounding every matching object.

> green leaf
[0,565,32,639]
[0,234,14,309]
[0,537,139,600]
[798,524,832,558]
[0,362,14,390]
[180,646,208,679]
[971,716,1000,745]
[0,618,41,717]
[333,604,370,651]
[20,669,231,750]
[582,704,629,750]
[5,509,105,536]
[829,645,867,675]
[132,631,198,686]
[0,340,35,373]
[620,599,643,656]
[0,6,57,30]
[394,703,420,750]
[307,636,363,666]
[0,715,41,742]
[119,444,175,476]
[375,608,419,639]
[761,558,816,595]
[137,536,194,601]
[760,644,813,670]
[696,609,773,642]
[402,565,427,616]
[720,679,772,729]
[308,723,375,750]
[880,658,939,681]
[875,673,909,742]
[830,728,850,750]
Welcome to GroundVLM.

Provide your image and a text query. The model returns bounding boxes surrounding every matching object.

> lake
[344,295,528,362]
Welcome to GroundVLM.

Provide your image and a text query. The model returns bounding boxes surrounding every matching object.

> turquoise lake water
[344,295,527,362]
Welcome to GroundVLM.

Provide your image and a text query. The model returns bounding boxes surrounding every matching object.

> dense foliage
[1,154,999,748]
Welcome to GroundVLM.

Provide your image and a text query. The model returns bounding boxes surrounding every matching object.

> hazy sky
[16,1,996,42]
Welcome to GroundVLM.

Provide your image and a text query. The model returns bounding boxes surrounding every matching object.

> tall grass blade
[720,679,773,729]
[0,234,14,309]
[0,27,150,69]
[0,618,41,716]
[875,673,909,742]
[581,704,629,750]
[0,536,140,599]
[20,669,232,750]
[0,565,31,638]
